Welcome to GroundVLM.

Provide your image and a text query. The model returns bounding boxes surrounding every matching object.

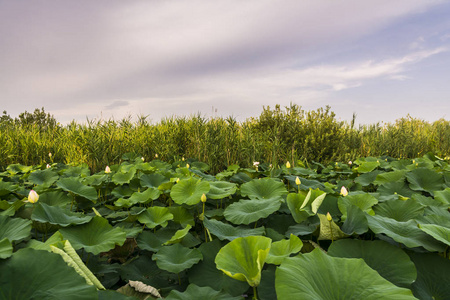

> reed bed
[1,106,449,173]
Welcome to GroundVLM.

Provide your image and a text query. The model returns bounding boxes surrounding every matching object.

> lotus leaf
[163,224,192,245]
[317,213,347,241]
[338,193,377,221]
[188,239,249,296]
[203,217,265,241]
[356,160,380,173]
[266,234,303,265]
[0,181,18,196]
[406,168,444,194]
[137,206,173,229]
[140,173,169,188]
[367,214,446,252]
[112,166,136,185]
[0,238,13,259]
[240,178,287,201]
[341,204,368,235]
[170,177,210,205]
[224,198,281,225]
[409,252,450,300]
[285,175,325,191]
[0,214,32,243]
[374,170,408,185]
[354,170,383,186]
[434,188,450,206]
[275,248,417,299]
[418,223,450,246]
[0,248,97,299]
[373,199,424,222]
[328,239,417,288]
[166,284,243,300]
[207,181,237,199]
[31,202,92,227]
[169,206,195,227]
[59,216,127,255]
[215,236,272,287]
[57,177,98,202]
[152,243,202,274]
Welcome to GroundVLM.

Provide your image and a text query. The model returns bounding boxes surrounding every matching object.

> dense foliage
[0,154,449,299]
[1,105,449,173]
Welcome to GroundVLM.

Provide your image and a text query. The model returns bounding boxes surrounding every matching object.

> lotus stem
[253,286,258,300]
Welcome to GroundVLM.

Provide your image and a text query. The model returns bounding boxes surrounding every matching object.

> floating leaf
[215,236,272,287]
[317,213,347,241]
[406,168,444,194]
[338,193,377,222]
[28,169,59,187]
[207,181,237,199]
[59,216,127,255]
[418,223,450,246]
[153,243,202,274]
[0,238,13,259]
[275,249,416,299]
[224,198,281,225]
[373,199,424,222]
[163,225,192,245]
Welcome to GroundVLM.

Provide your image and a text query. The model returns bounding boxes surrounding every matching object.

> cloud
[104,100,129,110]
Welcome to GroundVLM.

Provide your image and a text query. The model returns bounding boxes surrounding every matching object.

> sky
[1,0,450,125]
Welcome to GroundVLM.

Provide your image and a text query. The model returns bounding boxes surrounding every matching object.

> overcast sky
[1,0,450,125]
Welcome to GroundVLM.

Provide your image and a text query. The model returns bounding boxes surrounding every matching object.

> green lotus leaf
[38,190,72,207]
[0,200,24,217]
[240,178,287,201]
[59,216,127,255]
[98,289,138,300]
[112,167,136,185]
[373,199,424,222]
[409,252,450,300]
[0,181,18,196]
[434,188,450,206]
[374,170,408,185]
[354,160,379,173]
[83,174,108,187]
[140,173,169,188]
[354,170,383,186]
[317,213,347,241]
[328,239,417,288]
[137,228,177,252]
[166,284,243,300]
[406,168,444,194]
[285,175,326,191]
[203,217,265,241]
[6,163,32,175]
[207,181,237,199]
[377,181,414,198]
[60,164,91,178]
[26,231,65,251]
[258,265,277,300]
[163,224,192,245]
[286,193,309,223]
[168,206,195,227]
[215,236,272,287]
[170,177,210,205]
[0,248,97,299]
[0,238,13,259]
[116,188,161,208]
[338,193,378,222]
[137,206,174,229]
[0,215,32,243]
[341,204,368,235]
[152,243,202,274]
[266,234,303,265]
[224,198,281,225]
[56,177,98,202]
[188,239,249,297]
[418,223,450,246]
[28,169,59,187]
[31,202,92,227]
[367,214,446,252]
[275,248,417,299]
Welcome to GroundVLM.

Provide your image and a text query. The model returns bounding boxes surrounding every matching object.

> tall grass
[1,105,449,173]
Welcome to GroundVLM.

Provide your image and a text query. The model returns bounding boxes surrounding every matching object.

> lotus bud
[176,178,180,183]
[295,177,301,186]
[48,152,52,158]
[186,163,190,168]
[182,157,185,161]
[201,193,207,203]
[348,161,352,165]
[326,212,332,222]
[340,186,348,197]
[155,153,158,158]
[286,161,291,169]
[141,157,145,162]
[253,161,260,168]
[28,190,39,203]
[105,166,111,173]
[46,164,51,169]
